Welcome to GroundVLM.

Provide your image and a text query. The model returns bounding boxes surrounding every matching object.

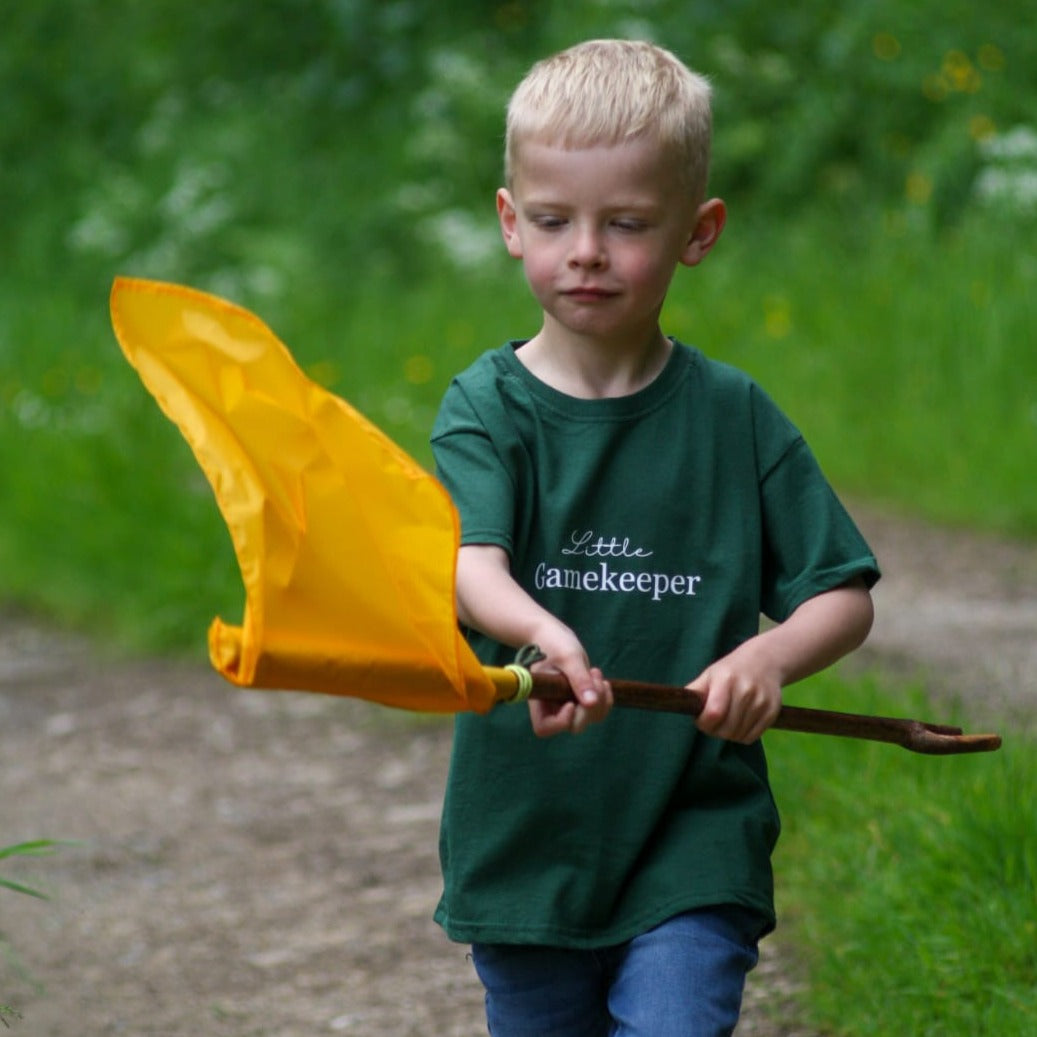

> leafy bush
[5,1,1034,299]
[2,1,1035,647]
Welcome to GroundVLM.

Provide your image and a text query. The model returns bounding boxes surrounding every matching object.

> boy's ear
[497,188,524,259]
[680,198,727,267]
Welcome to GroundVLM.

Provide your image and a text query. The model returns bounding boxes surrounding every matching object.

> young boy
[430,39,879,1036]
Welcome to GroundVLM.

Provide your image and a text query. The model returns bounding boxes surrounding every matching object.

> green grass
[768,670,1036,1035]
[4,1,1036,646]
[3,228,1033,1037]
[3,8,1035,1031]
[5,245,1032,1035]
[663,208,1037,536]
[2,209,1035,650]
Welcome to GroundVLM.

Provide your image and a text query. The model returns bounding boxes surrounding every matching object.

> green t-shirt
[430,341,879,948]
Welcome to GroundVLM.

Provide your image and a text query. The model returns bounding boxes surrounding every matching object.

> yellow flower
[977,44,1005,72]
[969,281,990,308]
[763,295,792,340]
[969,115,997,142]
[942,51,981,94]
[872,32,901,61]
[906,171,933,205]
[445,320,475,350]
[922,73,949,103]
[404,355,434,385]
[305,360,340,388]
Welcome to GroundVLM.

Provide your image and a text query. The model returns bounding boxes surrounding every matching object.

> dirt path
[850,505,1037,730]
[1,508,1033,1036]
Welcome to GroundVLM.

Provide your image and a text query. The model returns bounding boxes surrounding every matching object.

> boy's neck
[516,325,673,400]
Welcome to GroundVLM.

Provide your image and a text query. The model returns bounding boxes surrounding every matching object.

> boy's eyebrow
[518,194,666,214]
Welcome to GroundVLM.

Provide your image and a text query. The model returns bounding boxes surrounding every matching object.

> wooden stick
[526,673,1002,755]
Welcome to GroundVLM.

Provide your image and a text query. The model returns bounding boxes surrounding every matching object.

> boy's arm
[456,544,613,736]
[687,577,875,744]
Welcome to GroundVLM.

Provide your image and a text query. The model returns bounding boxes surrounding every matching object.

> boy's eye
[531,214,566,230]
[613,218,648,232]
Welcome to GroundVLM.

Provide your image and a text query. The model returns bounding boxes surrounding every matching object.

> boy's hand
[686,578,875,744]
[685,639,782,744]
[527,626,614,737]
[454,545,615,738]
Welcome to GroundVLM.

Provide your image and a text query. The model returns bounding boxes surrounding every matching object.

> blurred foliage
[3,0,528,300]
[5,0,1033,411]
[1,14,1033,1028]
[4,0,1034,302]
[1,0,1035,647]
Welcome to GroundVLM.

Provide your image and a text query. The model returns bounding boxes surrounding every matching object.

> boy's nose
[568,227,607,269]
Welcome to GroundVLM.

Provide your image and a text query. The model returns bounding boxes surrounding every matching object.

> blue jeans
[470,907,763,1037]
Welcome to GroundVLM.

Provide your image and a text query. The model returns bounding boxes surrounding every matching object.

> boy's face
[497,137,723,349]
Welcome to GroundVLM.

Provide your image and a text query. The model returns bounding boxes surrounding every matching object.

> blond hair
[504,39,713,201]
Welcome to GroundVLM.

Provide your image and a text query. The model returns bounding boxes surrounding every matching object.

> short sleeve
[759,435,880,621]
[431,379,517,555]
[745,384,879,620]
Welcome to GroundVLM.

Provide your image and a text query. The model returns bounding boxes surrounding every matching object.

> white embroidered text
[534,561,701,602]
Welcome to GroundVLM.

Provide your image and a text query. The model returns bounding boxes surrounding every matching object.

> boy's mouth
[563,286,616,302]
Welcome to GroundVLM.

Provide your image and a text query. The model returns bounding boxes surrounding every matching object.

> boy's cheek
[520,259,553,293]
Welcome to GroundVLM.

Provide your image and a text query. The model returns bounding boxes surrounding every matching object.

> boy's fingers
[687,674,733,735]
[528,699,576,737]
[528,662,613,736]
[685,673,712,717]
[686,672,780,743]
[573,670,612,725]
[571,704,592,736]
[575,685,606,712]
